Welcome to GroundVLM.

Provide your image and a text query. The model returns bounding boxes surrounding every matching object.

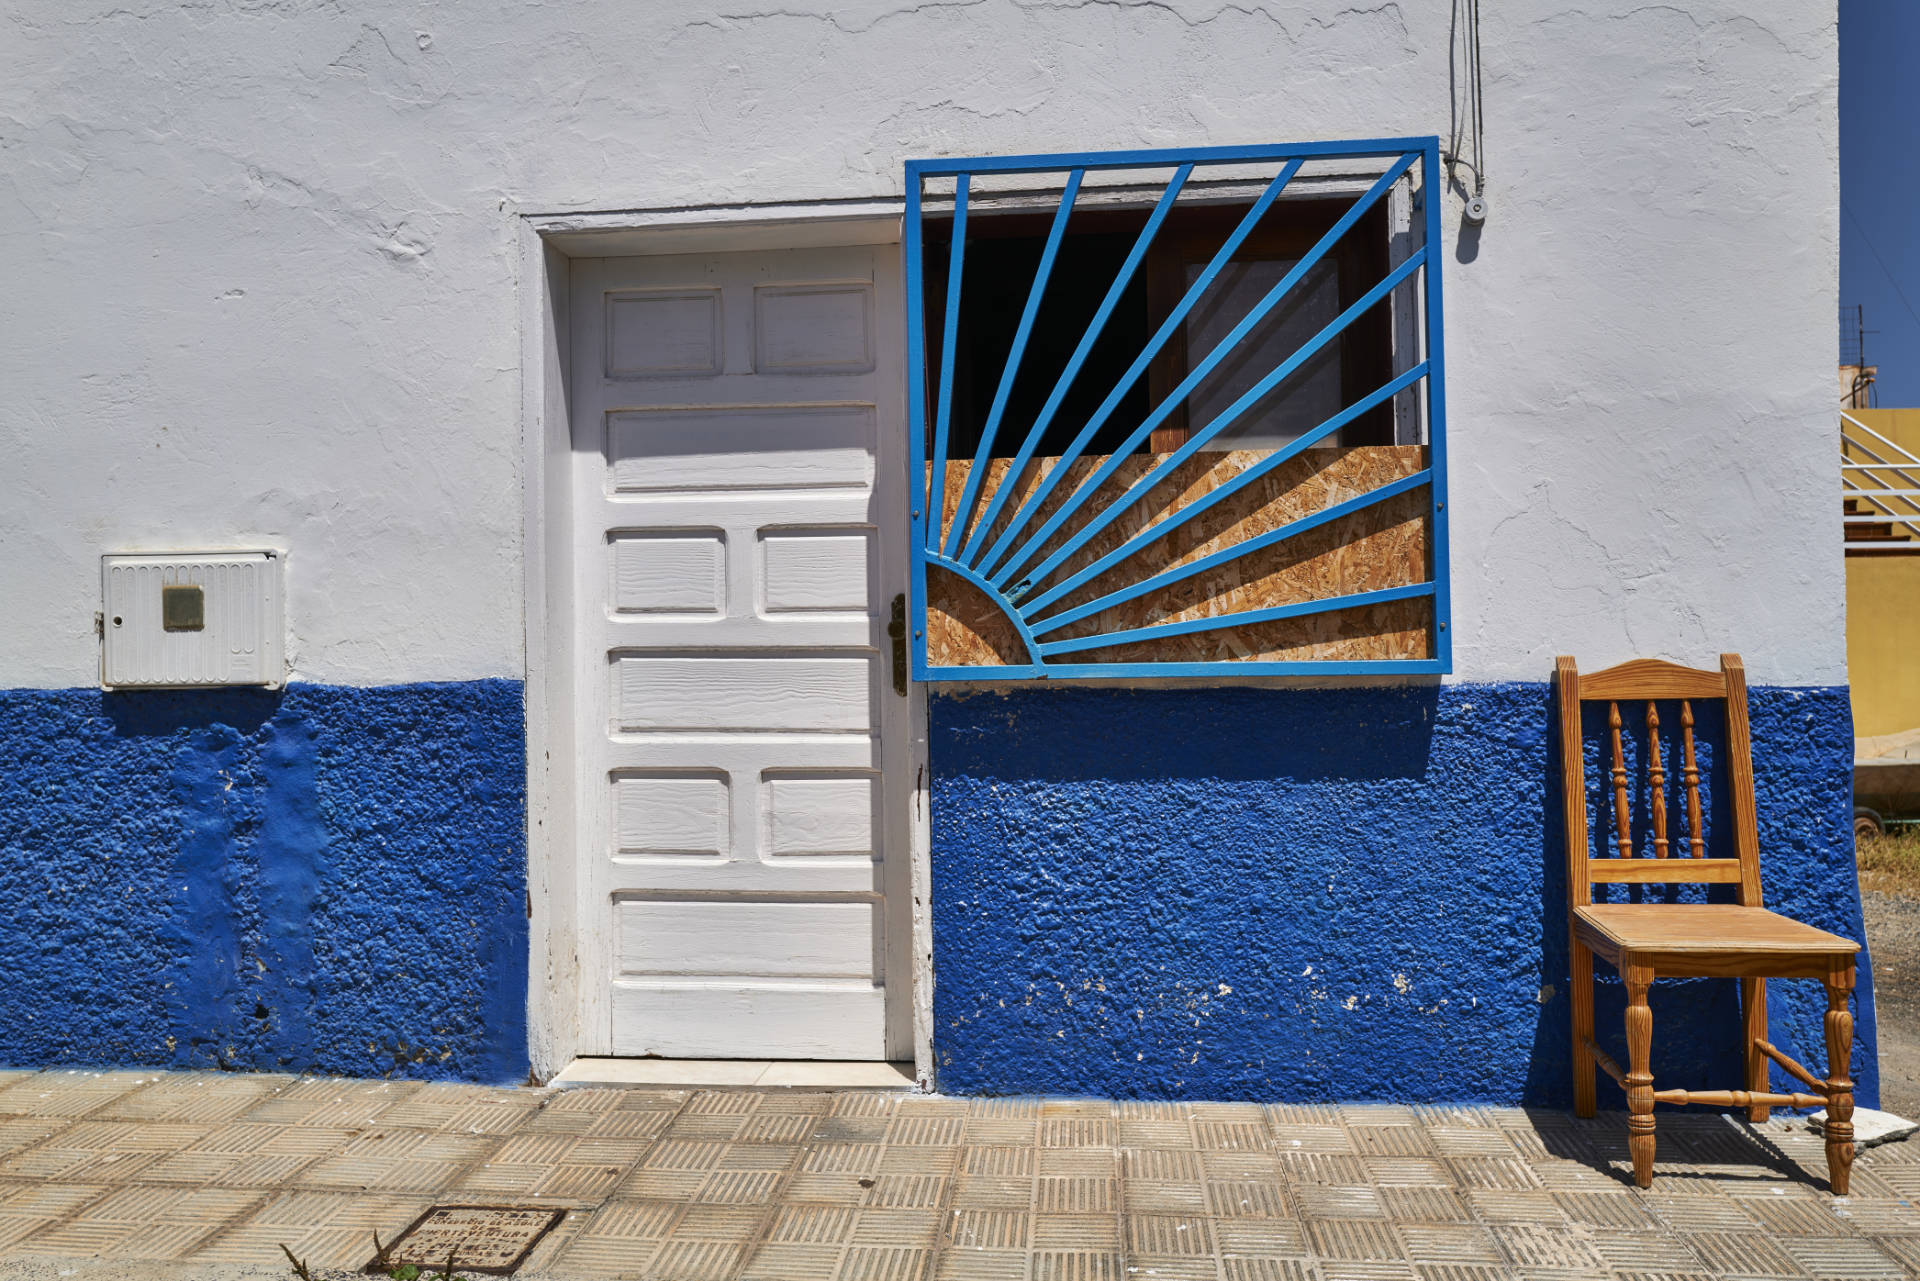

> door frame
[517,200,934,1085]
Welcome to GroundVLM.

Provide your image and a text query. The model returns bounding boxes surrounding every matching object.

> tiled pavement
[0,1070,1913,1279]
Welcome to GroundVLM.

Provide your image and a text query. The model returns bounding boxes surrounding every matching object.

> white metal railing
[1842,411,1920,548]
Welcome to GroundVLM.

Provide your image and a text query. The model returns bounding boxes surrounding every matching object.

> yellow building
[1845,408,1920,738]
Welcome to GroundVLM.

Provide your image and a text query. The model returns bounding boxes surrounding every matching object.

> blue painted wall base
[0,681,527,1084]
[929,683,1878,1106]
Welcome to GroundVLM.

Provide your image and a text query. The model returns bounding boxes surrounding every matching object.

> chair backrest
[1555,654,1763,909]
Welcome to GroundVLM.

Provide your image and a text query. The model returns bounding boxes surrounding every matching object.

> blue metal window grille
[905,137,1450,680]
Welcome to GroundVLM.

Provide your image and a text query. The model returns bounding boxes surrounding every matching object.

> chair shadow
[1523,1106,1836,1192]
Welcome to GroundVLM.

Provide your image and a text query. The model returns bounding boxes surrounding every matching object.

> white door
[569,243,910,1059]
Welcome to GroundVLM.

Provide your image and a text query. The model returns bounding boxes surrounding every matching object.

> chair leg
[1824,964,1856,1196]
[1571,940,1596,1118]
[1742,977,1769,1123]
[1624,962,1656,1188]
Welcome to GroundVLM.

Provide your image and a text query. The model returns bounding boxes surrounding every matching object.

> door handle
[888,593,908,696]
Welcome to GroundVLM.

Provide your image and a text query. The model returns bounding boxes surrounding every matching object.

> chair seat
[1574,904,1859,966]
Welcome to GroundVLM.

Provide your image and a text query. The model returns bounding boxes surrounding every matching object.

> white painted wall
[0,1,1840,688]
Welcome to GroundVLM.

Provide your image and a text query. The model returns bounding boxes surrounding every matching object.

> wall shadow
[104,687,284,738]
[930,683,1442,786]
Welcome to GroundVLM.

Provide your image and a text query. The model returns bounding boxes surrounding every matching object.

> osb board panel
[926,446,1432,667]
[927,566,1031,667]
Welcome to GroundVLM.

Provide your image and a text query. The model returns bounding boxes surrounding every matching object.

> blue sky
[1842,1,1920,406]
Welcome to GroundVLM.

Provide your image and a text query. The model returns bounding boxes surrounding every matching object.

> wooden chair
[1557,654,1861,1192]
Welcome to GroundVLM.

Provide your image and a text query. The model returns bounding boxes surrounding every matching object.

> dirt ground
[1864,889,1920,1118]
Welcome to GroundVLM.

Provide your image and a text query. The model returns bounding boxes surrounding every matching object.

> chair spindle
[1646,702,1668,858]
[1608,701,1631,856]
[1681,701,1705,858]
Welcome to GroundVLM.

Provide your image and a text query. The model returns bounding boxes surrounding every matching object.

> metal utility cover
[372,1206,565,1275]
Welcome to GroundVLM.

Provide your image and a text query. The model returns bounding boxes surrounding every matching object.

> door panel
[569,244,907,1060]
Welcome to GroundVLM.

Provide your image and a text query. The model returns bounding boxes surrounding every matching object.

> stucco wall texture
[929,684,1880,1107]
[0,681,528,1084]
[0,1,1843,689]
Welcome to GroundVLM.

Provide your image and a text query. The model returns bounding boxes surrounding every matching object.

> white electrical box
[101,552,284,690]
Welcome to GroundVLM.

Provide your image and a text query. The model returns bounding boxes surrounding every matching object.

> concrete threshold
[547,1057,917,1089]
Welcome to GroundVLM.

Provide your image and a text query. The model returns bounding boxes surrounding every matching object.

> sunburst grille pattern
[905,138,1451,679]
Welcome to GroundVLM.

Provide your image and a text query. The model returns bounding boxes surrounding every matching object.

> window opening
[905,139,1450,680]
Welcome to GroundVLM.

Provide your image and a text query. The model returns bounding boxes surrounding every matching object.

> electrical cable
[1845,203,1920,337]
[1445,0,1487,223]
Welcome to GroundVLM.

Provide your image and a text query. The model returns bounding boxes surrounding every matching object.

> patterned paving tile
[787,1170,882,1205]
[965,1145,1036,1177]
[1742,1191,1857,1235]
[1778,1233,1909,1278]
[1877,1235,1920,1272]
[1036,1176,1113,1213]
[839,1244,933,1280]
[191,1188,429,1268]
[1463,1189,1565,1224]
[1351,1127,1430,1158]
[0,1072,1915,1280]
[7,1220,140,1257]
[571,1197,684,1242]
[1444,1156,1542,1189]
[1280,1153,1370,1185]
[1550,1188,1655,1228]
[1407,1266,1508,1281]
[546,1235,663,1277]
[947,1207,1030,1249]
[1835,1195,1920,1234]
[1489,1222,1602,1270]
[933,1248,1029,1280]
[1270,1124,1356,1154]
[868,1174,950,1209]
[1030,1213,1120,1250]
[643,1238,747,1278]
[1584,1230,1708,1272]
[1365,1158,1452,1187]
[1031,1254,1126,1281]
[586,1107,676,1139]
[1126,1211,1213,1256]
[1423,1126,1517,1157]
[1296,1184,1383,1220]
[0,1072,156,1118]
[1122,1178,1208,1214]
[1308,1216,1403,1261]
[743,1241,845,1279]
[242,1079,420,1129]
[1395,1224,1501,1264]
[1208,1177,1291,1217]
[295,1151,466,1192]
[1342,1106,1419,1128]
[667,1112,753,1143]
[892,1114,968,1146]
[852,1206,942,1247]
[1313,1258,1415,1280]
[1038,1148,1115,1179]
[884,1145,962,1176]
[960,1175,1052,1206]
[1638,1192,1758,1232]
[1377,1186,1469,1224]
[1119,1114,1195,1149]
[1040,1117,1114,1148]
[0,1119,69,1160]
[1675,1228,1804,1275]
[101,1073,288,1121]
